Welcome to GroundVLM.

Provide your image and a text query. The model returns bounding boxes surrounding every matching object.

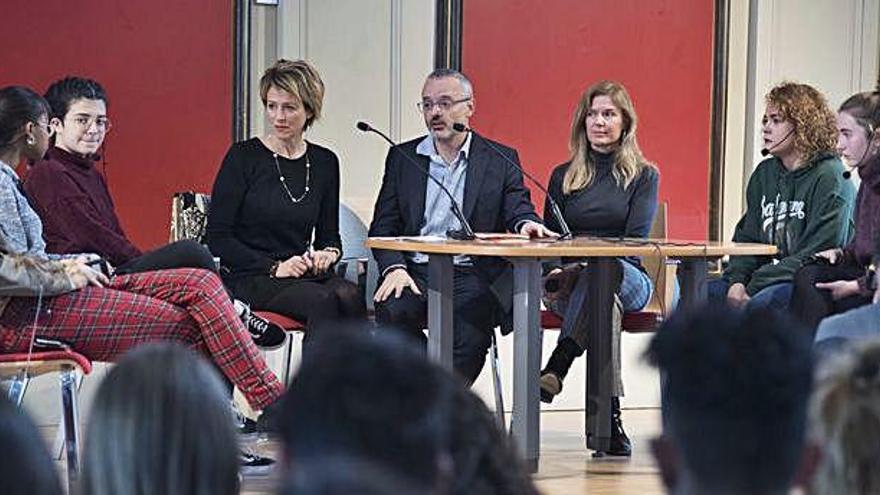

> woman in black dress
[207,59,366,332]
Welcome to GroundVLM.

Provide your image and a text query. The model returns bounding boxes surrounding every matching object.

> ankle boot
[540,338,581,403]
[607,396,632,456]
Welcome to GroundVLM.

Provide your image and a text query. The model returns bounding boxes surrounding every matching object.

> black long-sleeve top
[544,151,659,266]
[206,138,341,280]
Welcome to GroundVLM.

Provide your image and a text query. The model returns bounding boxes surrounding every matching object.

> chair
[338,203,379,312]
[489,202,677,428]
[0,349,92,494]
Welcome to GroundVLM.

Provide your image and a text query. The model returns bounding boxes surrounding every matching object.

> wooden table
[366,236,777,471]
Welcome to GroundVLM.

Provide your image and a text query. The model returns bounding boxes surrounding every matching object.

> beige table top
[366,235,778,258]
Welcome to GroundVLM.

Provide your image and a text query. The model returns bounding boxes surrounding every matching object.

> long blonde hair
[563,80,653,194]
[810,339,880,495]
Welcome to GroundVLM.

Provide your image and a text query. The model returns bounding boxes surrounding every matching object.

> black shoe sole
[252,336,287,351]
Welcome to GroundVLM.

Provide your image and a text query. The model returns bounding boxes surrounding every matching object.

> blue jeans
[551,259,653,349]
[707,279,793,311]
[815,303,880,345]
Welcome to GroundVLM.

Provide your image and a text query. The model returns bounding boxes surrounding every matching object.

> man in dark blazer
[368,68,555,384]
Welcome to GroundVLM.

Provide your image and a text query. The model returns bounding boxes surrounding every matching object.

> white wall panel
[276,0,435,221]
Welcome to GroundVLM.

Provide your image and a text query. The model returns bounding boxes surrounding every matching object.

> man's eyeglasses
[416,97,471,113]
[68,115,112,133]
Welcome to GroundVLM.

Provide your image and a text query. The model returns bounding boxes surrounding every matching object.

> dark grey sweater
[544,152,658,238]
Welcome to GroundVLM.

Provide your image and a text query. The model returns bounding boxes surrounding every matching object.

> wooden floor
[49,408,665,494]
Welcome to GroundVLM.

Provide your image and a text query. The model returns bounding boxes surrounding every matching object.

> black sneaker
[240,450,275,475]
[245,311,287,350]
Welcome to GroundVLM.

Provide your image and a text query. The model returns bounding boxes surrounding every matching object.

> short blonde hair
[259,59,325,130]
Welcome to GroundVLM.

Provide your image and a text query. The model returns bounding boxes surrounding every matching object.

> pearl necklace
[273,150,311,204]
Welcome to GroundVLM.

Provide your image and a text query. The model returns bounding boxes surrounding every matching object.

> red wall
[463,0,715,240]
[0,1,232,249]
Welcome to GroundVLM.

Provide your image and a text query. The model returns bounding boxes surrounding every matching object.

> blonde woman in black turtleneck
[207,60,366,335]
[541,81,660,457]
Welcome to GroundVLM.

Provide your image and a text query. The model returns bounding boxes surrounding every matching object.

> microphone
[452,123,573,240]
[842,142,874,179]
[356,121,475,240]
[760,128,796,157]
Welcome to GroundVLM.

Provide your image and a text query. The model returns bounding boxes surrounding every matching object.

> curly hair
[766,82,838,161]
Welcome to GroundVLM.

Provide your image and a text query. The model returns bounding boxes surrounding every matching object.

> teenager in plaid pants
[0,86,283,412]
[0,261,284,411]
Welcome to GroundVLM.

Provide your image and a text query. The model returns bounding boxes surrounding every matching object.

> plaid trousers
[0,268,283,410]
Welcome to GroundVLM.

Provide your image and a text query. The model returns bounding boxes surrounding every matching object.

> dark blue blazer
[368,134,541,277]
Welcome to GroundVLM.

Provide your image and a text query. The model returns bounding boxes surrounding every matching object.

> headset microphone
[760,128,796,157]
[842,134,877,179]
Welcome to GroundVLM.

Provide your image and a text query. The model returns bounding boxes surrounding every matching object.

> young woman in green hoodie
[709,82,855,311]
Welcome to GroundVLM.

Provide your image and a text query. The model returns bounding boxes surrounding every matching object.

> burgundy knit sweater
[842,153,880,295]
[24,147,142,266]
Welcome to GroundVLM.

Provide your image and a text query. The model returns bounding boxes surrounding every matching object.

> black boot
[540,337,581,403]
[606,397,632,456]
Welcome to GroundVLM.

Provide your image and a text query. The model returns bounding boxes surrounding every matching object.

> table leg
[511,258,541,473]
[585,257,622,454]
[677,258,709,310]
[427,254,454,370]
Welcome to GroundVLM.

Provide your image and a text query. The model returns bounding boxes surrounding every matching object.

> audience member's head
[278,454,428,495]
[0,395,62,495]
[810,338,880,495]
[764,81,838,162]
[82,343,239,495]
[43,76,109,158]
[279,326,536,495]
[646,306,814,495]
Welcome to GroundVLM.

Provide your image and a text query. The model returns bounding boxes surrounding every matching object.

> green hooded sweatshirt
[725,152,855,295]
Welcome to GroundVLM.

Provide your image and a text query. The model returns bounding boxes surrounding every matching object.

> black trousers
[114,240,217,275]
[374,263,498,385]
[230,272,366,332]
[790,261,870,335]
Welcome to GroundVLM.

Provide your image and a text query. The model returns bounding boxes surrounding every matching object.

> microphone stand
[453,123,573,240]
[357,121,475,240]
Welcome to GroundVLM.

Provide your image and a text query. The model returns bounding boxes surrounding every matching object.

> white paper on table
[398,235,447,242]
